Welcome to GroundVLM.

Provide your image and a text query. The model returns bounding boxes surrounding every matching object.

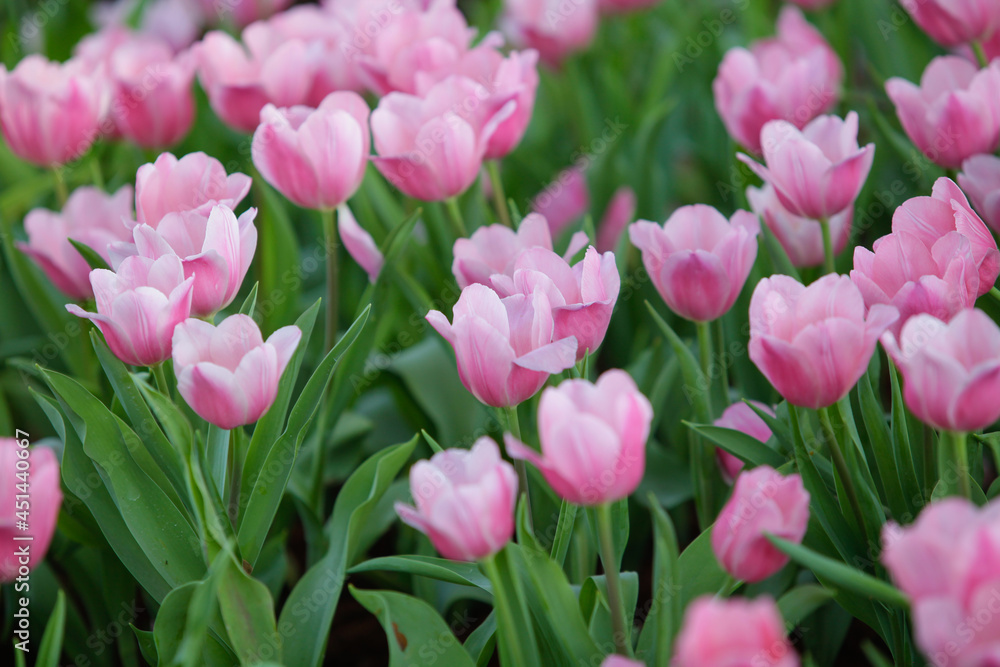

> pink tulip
[172,314,301,429]
[110,205,257,318]
[886,56,1000,170]
[882,498,1000,667]
[747,183,852,268]
[491,246,620,359]
[371,76,516,202]
[91,0,204,54]
[135,151,252,227]
[251,92,370,210]
[959,154,1000,234]
[502,0,599,67]
[597,186,637,253]
[395,437,518,561]
[67,254,194,367]
[739,112,875,220]
[713,6,842,153]
[600,657,644,667]
[426,283,578,407]
[0,439,62,583]
[18,185,135,301]
[749,274,898,409]
[629,205,760,322]
[532,167,591,237]
[0,55,109,166]
[899,0,1000,47]
[452,212,589,289]
[881,310,1000,432]
[711,466,810,582]
[338,205,384,283]
[674,596,799,667]
[505,369,653,505]
[194,0,292,28]
[892,177,1000,298]
[713,401,776,483]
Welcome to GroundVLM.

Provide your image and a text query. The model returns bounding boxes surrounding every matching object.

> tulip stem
[597,502,633,657]
[945,430,972,500]
[486,161,513,228]
[206,425,230,500]
[152,362,171,397]
[503,406,533,529]
[990,286,1000,305]
[818,407,868,544]
[695,321,714,419]
[52,168,68,207]
[444,197,467,238]
[973,42,990,69]
[320,208,339,352]
[89,158,105,191]
[819,217,835,275]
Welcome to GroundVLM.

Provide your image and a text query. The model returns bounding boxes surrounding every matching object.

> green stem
[597,502,632,657]
[206,426,231,500]
[503,406,533,529]
[320,208,338,353]
[52,168,68,207]
[819,407,868,544]
[481,552,532,667]
[228,429,243,526]
[152,362,170,397]
[486,161,513,228]
[444,197,467,238]
[695,321,714,419]
[990,286,1000,305]
[819,217,835,275]
[89,159,105,190]
[945,431,971,500]
[973,41,990,69]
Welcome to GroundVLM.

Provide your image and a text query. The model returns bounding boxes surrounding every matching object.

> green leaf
[464,611,496,667]
[777,585,834,627]
[256,182,301,332]
[856,372,910,519]
[67,238,111,270]
[684,422,786,468]
[36,590,65,667]
[636,495,681,666]
[676,524,730,607]
[758,221,801,282]
[644,302,709,422]
[238,282,259,317]
[548,500,578,568]
[349,555,492,591]
[130,625,158,665]
[218,555,281,666]
[154,583,200,665]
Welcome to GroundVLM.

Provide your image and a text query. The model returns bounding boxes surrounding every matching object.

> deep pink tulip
[739,112,875,220]
[426,283,578,407]
[135,151,251,227]
[881,310,1000,432]
[452,212,588,289]
[532,167,590,237]
[252,93,370,210]
[713,401,776,483]
[18,185,135,301]
[502,0,599,67]
[899,0,1000,47]
[711,466,810,582]
[0,55,109,166]
[506,369,653,505]
[882,498,1000,666]
[111,205,257,318]
[0,439,62,583]
[960,154,1000,233]
[371,76,515,202]
[892,177,1000,298]
[886,56,1000,170]
[747,183,852,268]
[491,246,620,360]
[629,205,760,322]
[67,254,194,366]
[338,205,384,284]
[749,274,898,409]
[674,596,799,667]
[395,437,518,561]
[713,6,842,153]
[194,0,292,28]
[597,186,637,253]
[172,314,301,429]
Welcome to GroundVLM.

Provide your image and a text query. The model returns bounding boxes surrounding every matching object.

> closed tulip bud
[596,186,637,254]
[427,283,578,407]
[0,439,62,583]
[674,596,800,667]
[713,401,776,483]
[711,466,810,582]
[18,185,135,301]
[395,437,518,561]
[501,0,598,67]
[747,183,852,268]
[172,315,301,429]
[532,167,590,237]
[67,254,194,367]
[749,274,898,409]
[252,92,370,210]
[135,151,251,227]
[629,205,759,322]
[338,204,383,283]
[900,0,1000,47]
[959,154,1000,233]
[505,369,653,505]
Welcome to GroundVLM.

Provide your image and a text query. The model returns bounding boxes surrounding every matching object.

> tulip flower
[892,177,999,298]
[959,154,1000,233]
[747,183,852,268]
[0,55,109,166]
[67,254,194,367]
[597,186,637,253]
[338,204,383,284]
[629,205,760,322]
[501,0,598,67]
[748,274,898,409]
[18,185,135,301]
[711,466,810,582]
[251,92,370,210]
[674,596,800,667]
[739,112,875,221]
[713,6,842,154]
[899,0,1000,47]
[135,151,251,227]
[0,439,62,583]
[881,310,1000,433]
[713,401,776,483]
[426,283,578,408]
[886,56,1000,170]
[599,657,644,667]
[491,246,619,360]
[172,314,301,429]
[371,76,516,202]
[505,369,653,504]
[90,0,204,53]
[394,437,518,561]
[532,167,590,237]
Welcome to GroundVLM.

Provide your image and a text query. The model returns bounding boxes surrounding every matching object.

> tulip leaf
[635,495,681,666]
[644,301,709,423]
[218,553,281,666]
[36,591,65,667]
[579,571,639,651]
[463,610,497,667]
[67,237,111,271]
[548,499,578,568]
[856,372,910,519]
[256,182,301,332]
[349,555,492,591]
[676,523,732,607]
[130,625,158,666]
[238,282,259,317]
[745,400,794,455]
[777,584,834,627]
[684,422,786,469]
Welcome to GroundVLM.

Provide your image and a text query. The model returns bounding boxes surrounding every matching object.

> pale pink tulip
[674,596,799,667]
[426,283,578,407]
[502,0,598,66]
[629,205,759,322]
[749,274,898,409]
[533,167,590,236]
[0,439,62,583]
[899,0,1000,47]
[747,183,852,268]
[135,151,251,227]
[600,657,644,667]
[338,204,383,283]
[395,437,518,561]
[596,186,637,254]
[713,401,776,483]
[506,369,653,505]
[959,154,1000,234]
